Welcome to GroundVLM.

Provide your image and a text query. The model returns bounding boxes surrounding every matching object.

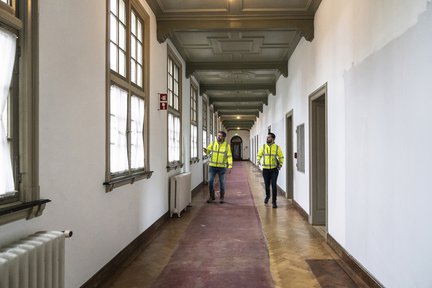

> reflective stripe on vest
[262,144,280,169]
[209,141,229,167]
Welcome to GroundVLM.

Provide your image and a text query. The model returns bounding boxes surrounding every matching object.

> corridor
[106,162,365,288]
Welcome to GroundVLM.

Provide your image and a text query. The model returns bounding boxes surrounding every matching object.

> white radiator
[203,162,209,184]
[170,172,192,217]
[0,230,72,288]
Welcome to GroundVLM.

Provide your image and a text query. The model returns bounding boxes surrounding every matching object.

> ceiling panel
[241,0,310,11]
[157,0,229,13]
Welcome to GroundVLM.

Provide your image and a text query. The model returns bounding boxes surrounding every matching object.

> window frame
[104,0,152,192]
[166,47,183,170]
[201,95,208,160]
[0,0,51,226]
[190,83,198,163]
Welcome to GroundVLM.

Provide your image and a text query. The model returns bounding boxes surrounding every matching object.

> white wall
[251,0,432,286]
[0,0,204,287]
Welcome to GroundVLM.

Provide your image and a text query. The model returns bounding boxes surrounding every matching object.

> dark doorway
[231,136,243,160]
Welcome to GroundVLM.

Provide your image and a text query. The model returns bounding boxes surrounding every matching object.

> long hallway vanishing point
[107,162,365,288]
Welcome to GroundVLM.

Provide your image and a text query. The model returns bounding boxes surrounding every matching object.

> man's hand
[227,168,232,174]
[203,148,207,153]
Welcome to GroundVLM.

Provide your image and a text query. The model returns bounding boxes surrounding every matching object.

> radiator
[170,172,192,217]
[0,230,72,288]
[203,162,209,184]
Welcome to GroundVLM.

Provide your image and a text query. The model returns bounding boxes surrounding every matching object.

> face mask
[267,139,272,144]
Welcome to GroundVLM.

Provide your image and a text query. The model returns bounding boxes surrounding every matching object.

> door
[286,111,294,199]
[309,85,327,226]
[230,136,243,160]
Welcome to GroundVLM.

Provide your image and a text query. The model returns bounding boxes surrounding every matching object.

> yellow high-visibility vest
[206,141,233,168]
[257,143,284,169]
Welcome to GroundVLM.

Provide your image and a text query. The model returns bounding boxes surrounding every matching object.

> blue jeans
[208,166,227,199]
[263,168,279,204]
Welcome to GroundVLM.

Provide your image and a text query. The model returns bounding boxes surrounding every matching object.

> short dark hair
[268,132,276,139]
[218,131,227,138]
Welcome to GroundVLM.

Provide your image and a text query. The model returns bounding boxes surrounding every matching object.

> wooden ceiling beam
[201,83,276,95]
[187,61,287,78]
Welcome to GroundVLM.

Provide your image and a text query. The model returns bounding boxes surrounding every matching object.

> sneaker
[207,198,216,203]
[264,196,270,204]
[272,203,277,208]
[220,198,224,204]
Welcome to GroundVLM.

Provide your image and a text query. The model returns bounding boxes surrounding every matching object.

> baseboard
[276,184,286,197]
[81,211,170,288]
[193,182,206,197]
[292,199,309,222]
[327,234,384,288]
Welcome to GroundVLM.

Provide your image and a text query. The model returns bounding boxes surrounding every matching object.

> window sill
[104,170,154,192]
[166,162,184,172]
[0,199,51,226]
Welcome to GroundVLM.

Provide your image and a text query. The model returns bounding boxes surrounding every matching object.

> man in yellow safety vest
[257,132,284,208]
[203,131,233,204]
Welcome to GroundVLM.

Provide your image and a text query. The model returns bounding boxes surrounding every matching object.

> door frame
[308,83,328,227]
[285,110,294,199]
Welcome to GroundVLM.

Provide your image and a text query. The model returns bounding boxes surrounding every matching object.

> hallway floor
[106,162,367,287]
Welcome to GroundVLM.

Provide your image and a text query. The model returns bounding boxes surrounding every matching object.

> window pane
[119,24,126,50]
[131,37,136,59]
[110,14,117,43]
[131,61,136,83]
[168,113,180,162]
[137,64,142,87]
[131,11,136,35]
[110,42,118,72]
[191,125,197,158]
[110,0,117,16]
[137,44,142,65]
[110,85,128,173]
[131,95,144,169]
[137,20,142,42]
[202,130,207,149]
[119,0,126,24]
[0,27,17,196]
[119,49,126,77]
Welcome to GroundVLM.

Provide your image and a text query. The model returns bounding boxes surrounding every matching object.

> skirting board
[326,234,384,288]
[81,211,170,288]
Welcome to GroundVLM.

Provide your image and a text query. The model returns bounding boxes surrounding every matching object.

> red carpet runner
[153,162,273,288]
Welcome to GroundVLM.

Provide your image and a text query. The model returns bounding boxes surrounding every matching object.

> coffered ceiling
[146,0,322,131]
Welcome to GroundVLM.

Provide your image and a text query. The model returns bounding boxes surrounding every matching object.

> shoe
[272,203,277,208]
[220,198,224,204]
[264,196,270,204]
[207,198,216,203]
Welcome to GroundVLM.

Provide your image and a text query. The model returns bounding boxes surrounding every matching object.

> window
[105,0,151,191]
[167,49,182,169]
[209,106,214,143]
[190,84,198,162]
[202,96,208,158]
[0,0,48,224]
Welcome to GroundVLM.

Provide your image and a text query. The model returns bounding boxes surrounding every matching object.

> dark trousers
[262,168,279,204]
[208,166,227,199]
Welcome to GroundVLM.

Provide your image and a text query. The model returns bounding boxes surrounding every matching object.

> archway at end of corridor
[231,136,243,160]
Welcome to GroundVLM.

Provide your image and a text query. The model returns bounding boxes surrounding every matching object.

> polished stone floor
[107,162,367,288]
